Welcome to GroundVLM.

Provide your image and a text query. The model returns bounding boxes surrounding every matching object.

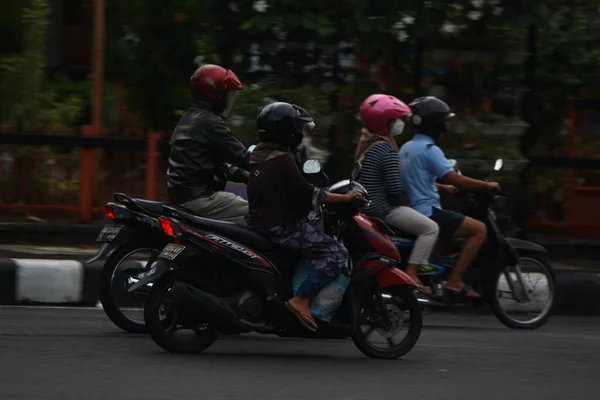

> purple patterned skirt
[267,222,349,299]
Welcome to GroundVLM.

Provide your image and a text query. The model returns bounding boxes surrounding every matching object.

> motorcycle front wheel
[351,285,423,359]
[487,254,556,330]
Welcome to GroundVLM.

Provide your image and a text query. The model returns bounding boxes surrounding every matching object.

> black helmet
[409,96,455,138]
[256,102,315,148]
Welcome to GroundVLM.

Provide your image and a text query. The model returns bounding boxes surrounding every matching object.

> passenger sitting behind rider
[399,96,501,300]
[246,102,363,332]
[356,94,440,293]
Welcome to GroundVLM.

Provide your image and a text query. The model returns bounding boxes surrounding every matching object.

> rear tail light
[105,204,116,220]
[158,217,180,238]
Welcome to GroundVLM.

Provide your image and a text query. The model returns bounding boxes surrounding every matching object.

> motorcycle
[87,153,256,333]
[373,159,556,329]
[132,159,423,359]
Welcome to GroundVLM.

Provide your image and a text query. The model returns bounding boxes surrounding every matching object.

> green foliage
[229,80,335,146]
[0,0,83,129]
[533,1,600,133]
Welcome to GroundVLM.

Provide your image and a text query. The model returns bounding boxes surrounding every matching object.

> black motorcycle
[86,192,175,333]
[372,159,556,329]
[132,159,423,359]
[87,157,254,333]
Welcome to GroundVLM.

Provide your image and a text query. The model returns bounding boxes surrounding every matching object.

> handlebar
[350,195,370,208]
[454,188,510,198]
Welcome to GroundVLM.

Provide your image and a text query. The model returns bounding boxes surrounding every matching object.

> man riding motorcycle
[166,64,250,225]
[399,96,501,300]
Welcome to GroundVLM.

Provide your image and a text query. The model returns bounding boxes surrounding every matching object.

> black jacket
[167,102,250,205]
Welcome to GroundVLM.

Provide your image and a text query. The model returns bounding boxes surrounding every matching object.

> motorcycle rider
[356,94,440,293]
[246,102,363,332]
[167,64,250,225]
[399,96,501,300]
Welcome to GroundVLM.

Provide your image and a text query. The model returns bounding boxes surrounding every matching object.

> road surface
[1,307,598,400]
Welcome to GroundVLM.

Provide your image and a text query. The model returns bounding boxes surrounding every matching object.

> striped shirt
[358,142,409,218]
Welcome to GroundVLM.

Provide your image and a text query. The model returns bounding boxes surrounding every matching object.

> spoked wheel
[99,242,161,333]
[352,286,423,359]
[144,277,218,354]
[487,255,556,330]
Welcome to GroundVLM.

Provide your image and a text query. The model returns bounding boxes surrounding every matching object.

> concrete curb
[0,258,141,307]
[1,258,599,316]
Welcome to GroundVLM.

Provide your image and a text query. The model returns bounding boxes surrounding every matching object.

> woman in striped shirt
[356,94,439,293]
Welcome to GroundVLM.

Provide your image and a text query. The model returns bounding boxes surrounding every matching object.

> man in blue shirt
[399,96,500,300]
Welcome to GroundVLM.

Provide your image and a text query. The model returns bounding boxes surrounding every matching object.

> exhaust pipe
[172,283,237,324]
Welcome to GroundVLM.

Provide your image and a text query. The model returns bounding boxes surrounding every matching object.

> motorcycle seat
[166,207,274,251]
[367,217,417,242]
[113,193,168,216]
[129,198,167,215]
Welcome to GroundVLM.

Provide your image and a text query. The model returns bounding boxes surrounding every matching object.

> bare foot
[286,297,317,331]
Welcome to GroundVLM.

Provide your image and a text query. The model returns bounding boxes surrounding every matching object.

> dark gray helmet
[256,102,315,148]
[409,96,455,138]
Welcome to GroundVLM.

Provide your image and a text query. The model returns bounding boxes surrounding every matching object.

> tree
[0,0,82,130]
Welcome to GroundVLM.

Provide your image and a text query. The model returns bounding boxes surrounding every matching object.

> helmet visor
[222,90,237,118]
[444,112,456,131]
[303,121,316,134]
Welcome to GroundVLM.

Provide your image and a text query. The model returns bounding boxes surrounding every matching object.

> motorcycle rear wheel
[352,286,422,359]
[99,241,159,333]
[144,277,218,354]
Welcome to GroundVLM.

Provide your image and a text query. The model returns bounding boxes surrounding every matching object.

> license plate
[158,243,185,260]
[96,225,123,242]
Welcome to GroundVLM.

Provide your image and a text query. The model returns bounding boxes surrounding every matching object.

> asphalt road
[1,308,599,400]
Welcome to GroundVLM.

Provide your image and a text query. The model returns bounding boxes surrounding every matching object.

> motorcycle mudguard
[84,243,114,264]
[377,267,419,289]
[127,259,171,293]
[505,238,548,255]
[85,225,136,264]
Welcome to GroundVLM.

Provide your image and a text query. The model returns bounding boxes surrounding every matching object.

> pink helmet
[360,94,412,136]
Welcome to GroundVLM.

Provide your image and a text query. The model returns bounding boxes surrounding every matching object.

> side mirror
[248,145,257,153]
[350,162,362,181]
[302,159,322,174]
[494,159,504,171]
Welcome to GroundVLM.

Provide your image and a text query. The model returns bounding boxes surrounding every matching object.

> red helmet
[190,64,244,116]
[360,94,412,136]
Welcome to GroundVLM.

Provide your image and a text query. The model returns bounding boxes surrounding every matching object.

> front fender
[505,238,548,255]
[377,267,418,289]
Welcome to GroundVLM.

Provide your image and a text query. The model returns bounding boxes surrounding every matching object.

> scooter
[372,159,557,330]
[132,159,424,359]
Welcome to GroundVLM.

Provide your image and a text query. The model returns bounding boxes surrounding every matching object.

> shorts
[430,207,465,238]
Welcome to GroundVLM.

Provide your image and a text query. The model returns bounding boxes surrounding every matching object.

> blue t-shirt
[399,134,454,217]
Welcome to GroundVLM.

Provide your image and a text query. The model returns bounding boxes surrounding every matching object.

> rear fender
[127,259,172,293]
[127,240,210,293]
[85,225,136,264]
[377,267,419,289]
